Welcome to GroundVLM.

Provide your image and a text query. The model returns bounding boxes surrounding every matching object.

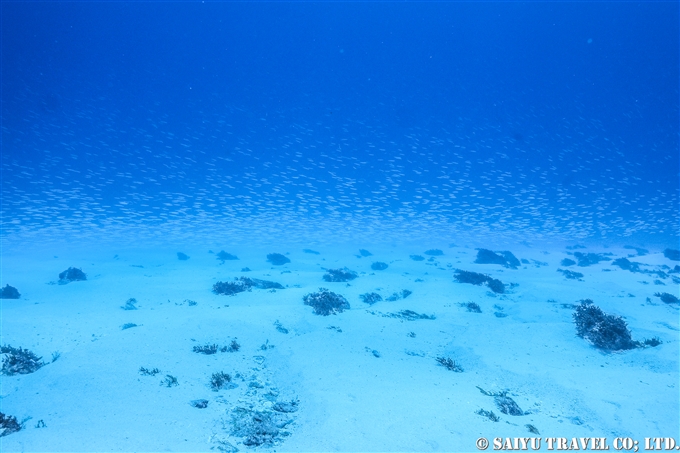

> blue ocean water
[2,2,677,249]
[1,3,680,452]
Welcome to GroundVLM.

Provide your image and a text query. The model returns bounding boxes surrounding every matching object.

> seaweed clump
[213,279,250,296]
[476,409,500,422]
[162,375,179,387]
[476,387,525,416]
[654,292,679,304]
[246,278,284,290]
[388,310,435,320]
[121,298,138,310]
[213,277,284,296]
[486,278,505,294]
[454,270,488,285]
[572,300,638,351]
[557,269,584,280]
[461,302,482,313]
[210,371,232,391]
[572,252,611,267]
[0,285,20,299]
[1,345,45,375]
[495,392,525,416]
[623,245,649,256]
[424,249,444,256]
[385,289,413,301]
[611,257,642,272]
[139,367,160,376]
[59,267,87,283]
[371,262,388,271]
[360,292,383,305]
[193,344,219,355]
[436,356,463,372]
[453,270,505,294]
[0,412,21,437]
[322,267,358,282]
[223,339,241,352]
[474,249,520,269]
[303,288,350,316]
[664,248,680,261]
[216,251,239,261]
[267,253,290,265]
[191,399,209,409]
[642,337,662,347]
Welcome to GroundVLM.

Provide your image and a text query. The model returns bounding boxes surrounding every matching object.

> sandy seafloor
[1,240,679,452]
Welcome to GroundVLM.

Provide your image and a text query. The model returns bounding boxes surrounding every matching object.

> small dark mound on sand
[216,251,239,261]
[424,249,443,256]
[461,302,482,313]
[190,399,209,409]
[654,292,679,304]
[572,252,612,267]
[611,257,641,272]
[213,279,251,296]
[360,292,383,305]
[557,269,584,280]
[385,289,412,301]
[247,277,284,290]
[573,300,638,351]
[213,277,284,296]
[0,412,22,437]
[323,267,358,282]
[664,248,680,261]
[410,255,425,261]
[474,249,520,269]
[303,288,350,316]
[1,345,45,375]
[210,371,232,391]
[267,253,290,265]
[177,252,190,260]
[495,393,525,416]
[387,309,434,320]
[371,262,388,271]
[359,249,372,257]
[623,245,648,256]
[476,387,525,416]
[0,285,20,299]
[453,269,505,294]
[486,278,505,294]
[454,270,489,285]
[59,267,87,283]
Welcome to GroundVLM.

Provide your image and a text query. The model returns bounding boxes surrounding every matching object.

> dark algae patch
[474,249,521,269]
[573,300,641,351]
[454,269,506,293]
[322,267,358,282]
[303,288,350,315]
[267,253,290,265]
[59,267,87,283]
[0,285,20,299]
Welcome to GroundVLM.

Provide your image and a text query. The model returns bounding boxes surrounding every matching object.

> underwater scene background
[2,1,678,249]
[1,2,678,452]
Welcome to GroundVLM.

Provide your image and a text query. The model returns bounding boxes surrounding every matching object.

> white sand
[1,243,678,452]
